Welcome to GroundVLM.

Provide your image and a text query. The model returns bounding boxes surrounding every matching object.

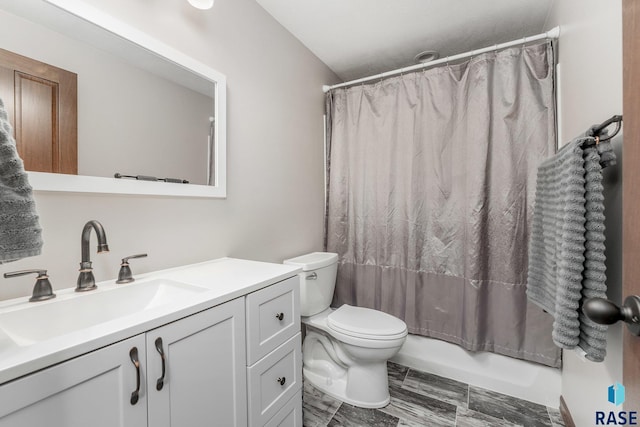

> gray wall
[544,1,623,424]
[0,0,339,299]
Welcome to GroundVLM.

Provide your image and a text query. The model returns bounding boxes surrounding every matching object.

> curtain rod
[322,26,561,93]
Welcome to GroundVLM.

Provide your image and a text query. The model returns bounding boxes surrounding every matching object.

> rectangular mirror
[0,0,227,198]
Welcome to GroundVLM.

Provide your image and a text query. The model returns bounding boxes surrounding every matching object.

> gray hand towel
[0,97,43,263]
[527,133,614,362]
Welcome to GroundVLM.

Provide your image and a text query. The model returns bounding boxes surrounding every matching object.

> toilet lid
[327,305,407,339]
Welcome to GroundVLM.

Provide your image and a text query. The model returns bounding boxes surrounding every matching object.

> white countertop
[0,258,301,385]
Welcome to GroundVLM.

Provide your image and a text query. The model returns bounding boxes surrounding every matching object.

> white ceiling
[255,0,556,82]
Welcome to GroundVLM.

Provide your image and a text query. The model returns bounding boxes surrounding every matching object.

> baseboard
[560,396,576,427]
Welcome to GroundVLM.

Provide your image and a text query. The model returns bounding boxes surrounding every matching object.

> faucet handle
[123,254,148,263]
[4,269,56,302]
[117,254,148,284]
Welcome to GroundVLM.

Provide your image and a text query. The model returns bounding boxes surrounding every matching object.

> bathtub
[390,334,561,407]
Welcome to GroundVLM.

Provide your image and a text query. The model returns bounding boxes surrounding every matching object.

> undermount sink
[0,279,208,347]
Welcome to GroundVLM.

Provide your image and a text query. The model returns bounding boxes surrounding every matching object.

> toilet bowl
[283,252,407,408]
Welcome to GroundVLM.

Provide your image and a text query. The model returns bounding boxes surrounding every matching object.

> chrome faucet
[76,220,109,292]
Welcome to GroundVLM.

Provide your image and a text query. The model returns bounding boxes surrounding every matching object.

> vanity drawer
[264,393,302,427]
[246,276,300,364]
[247,333,302,427]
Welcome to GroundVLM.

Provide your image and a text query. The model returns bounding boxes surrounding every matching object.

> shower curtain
[325,42,560,367]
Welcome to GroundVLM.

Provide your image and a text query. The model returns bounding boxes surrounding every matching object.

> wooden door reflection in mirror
[0,48,77,174]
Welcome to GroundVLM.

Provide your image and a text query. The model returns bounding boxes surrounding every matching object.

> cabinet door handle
[277,376,286,386]
[129,347,141,405]
[276,312,284,321]
[155,337,166,391]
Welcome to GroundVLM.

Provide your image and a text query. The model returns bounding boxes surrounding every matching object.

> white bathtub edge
[390,334,561,408]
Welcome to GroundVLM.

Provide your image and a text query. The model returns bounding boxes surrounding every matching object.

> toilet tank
[283,252,338,317]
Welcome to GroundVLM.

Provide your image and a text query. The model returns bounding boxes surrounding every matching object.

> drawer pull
[155,337,166,391]
[129,347,141,405]
[277,376,286,386]
[276,312,285,321]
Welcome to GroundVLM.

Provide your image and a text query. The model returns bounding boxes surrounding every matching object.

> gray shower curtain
[325,42,560,367]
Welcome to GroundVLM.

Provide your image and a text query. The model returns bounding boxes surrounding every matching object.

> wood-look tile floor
[302,362,565,427]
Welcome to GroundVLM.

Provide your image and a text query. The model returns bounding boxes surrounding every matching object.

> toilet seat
[327,305,407,340]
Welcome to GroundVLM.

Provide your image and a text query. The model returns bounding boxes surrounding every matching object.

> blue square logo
[608,382,626,406]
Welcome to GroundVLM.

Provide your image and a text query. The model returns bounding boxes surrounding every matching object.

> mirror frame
[24,0,227,198]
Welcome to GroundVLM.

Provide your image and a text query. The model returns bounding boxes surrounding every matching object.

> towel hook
[592,115,623,142]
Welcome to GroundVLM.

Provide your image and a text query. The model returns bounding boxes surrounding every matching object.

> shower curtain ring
[522,36,527,48]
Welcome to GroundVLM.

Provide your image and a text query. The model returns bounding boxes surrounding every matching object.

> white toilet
[283,252,407,408]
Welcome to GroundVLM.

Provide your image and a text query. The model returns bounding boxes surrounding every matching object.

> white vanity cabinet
[0,334,148,427]
[246,277,303,427]
[0,297,247,427]
[146,297,247,427]
[0,259,302,427]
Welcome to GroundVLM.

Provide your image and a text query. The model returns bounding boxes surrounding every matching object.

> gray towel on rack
[0,97,43,263]
[527,134,614,362]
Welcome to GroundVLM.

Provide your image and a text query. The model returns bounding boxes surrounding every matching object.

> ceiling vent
[414,50,440,64]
